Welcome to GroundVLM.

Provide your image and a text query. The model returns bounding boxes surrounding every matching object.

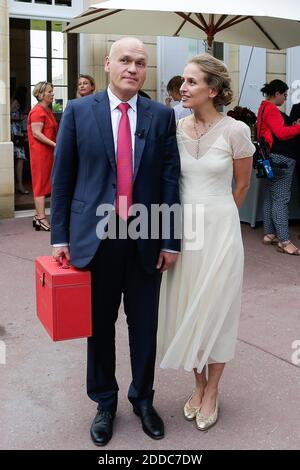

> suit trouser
[263,153,296,242]
[87,222,162,412]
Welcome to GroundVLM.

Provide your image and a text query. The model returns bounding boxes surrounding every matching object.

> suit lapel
[134,96,152,182]
[92,91,116,173]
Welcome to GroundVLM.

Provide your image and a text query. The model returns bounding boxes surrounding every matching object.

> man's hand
[52,246,70,264]
[156,251,178,273]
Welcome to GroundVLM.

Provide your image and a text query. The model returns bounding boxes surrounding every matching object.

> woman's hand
[233,157,253,208]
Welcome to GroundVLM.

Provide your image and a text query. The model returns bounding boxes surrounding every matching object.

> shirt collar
[107,86,137,113]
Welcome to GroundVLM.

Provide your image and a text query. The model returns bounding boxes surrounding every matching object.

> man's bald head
[109,37,148,61]
[105,37,148,101]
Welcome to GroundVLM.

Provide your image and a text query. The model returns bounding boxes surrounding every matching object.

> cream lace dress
[157,116,255,372]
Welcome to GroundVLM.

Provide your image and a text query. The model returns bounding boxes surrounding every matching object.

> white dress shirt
[107,86,137,170]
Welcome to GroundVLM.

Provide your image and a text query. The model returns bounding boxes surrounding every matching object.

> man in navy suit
[51,37,181,446]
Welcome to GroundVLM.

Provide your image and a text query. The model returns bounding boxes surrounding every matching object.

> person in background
[290,102,300,124]
[257,79,300,255]
[165,75,183,107]
[290,102,300,222]
[11,86,29,194]
[138,89,151,99]
[165,75,192,120]
[27,81,58,231]
[77,74,96,97]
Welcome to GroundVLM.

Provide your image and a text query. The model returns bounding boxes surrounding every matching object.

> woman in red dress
[27,81,58,231]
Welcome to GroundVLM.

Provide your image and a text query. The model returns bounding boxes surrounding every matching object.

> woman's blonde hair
[32,81,53,101]
[188,53,233,107]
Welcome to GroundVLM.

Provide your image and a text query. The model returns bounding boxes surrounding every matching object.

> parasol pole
[205,33,215,55]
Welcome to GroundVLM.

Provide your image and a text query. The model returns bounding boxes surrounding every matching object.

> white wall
[157,37,205,103]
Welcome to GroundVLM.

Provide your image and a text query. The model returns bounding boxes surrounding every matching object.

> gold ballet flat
[183,393,201,421]
[196,397,219,431]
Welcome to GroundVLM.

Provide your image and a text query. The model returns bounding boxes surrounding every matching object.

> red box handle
[60,258,70,269]
[39,258,70,286]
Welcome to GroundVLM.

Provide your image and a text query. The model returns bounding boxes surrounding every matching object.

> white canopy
[65,0,300,49]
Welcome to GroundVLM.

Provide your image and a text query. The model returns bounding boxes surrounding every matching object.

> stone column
[80,1,157,97]
[79,33,108,91]
[79,33,157,99]
[0,0,14,218]
[79,0,108,90]
[226,44,240,109]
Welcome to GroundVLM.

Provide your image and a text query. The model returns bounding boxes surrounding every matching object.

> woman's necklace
[193,115,220,159]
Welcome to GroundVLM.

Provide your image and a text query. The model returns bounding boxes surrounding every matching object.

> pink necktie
[116,103,133,220]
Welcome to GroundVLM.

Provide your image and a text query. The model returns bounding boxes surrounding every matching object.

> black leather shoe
[133,405,164,440]
[90,410,115,446]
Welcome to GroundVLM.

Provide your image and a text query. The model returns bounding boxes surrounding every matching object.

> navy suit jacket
[51,90,181,272]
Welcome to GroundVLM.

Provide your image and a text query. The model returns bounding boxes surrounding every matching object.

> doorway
[10,17,78,212]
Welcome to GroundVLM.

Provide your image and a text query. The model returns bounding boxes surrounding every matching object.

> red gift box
[35,256,92,341]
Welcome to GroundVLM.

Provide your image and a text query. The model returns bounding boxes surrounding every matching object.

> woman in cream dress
[158,54,255,431]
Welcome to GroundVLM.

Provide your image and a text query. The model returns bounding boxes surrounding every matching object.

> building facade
[0,0,297,218]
